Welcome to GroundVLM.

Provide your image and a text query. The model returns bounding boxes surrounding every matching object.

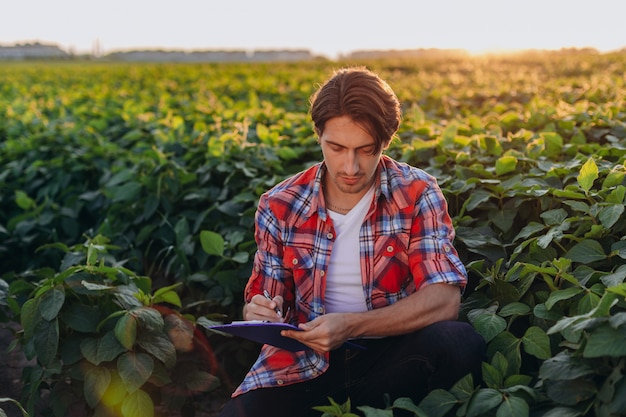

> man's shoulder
[258,163,320,221]
[265,163,319,198]
[382,156,436,188]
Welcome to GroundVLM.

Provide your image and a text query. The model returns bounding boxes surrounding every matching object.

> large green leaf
[583,323,626,358]
[496,395,529,417]
[598,204,624,229]
[417,389,457,417]
[117,352,154,393]
[469,310,507,343]
[546,379,597,406]
[81,331,126,365]
[577,158,598,192]
[115,313,137,350]
[61,304,102,332]
[84,366,111,408]
[39,286,65,321]
[466,388,503,417]
[522,326,551,360]
[121,389,154,417]
[495,155,518,176]
[200,230,225,256]
[33,317,59,366]
[539,351,595,381]
[564,240,606,264]
[137,331,176,369]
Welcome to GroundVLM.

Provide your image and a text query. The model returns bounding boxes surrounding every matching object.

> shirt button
[443,245,451,253]
[292,258,299,265]
[316,306,324,313]
[386,245,394,253]
[277,379,284,385]
[320,271,325,276]
[326,232,334,240]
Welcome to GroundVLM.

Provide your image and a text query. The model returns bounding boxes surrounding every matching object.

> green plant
[2,235,220,417]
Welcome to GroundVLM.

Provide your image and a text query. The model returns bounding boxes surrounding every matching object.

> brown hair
[309,67,401,154]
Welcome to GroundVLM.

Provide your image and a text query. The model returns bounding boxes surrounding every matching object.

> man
[218,67,485,416]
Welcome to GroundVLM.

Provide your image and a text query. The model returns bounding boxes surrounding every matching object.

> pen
[263,290,283,318]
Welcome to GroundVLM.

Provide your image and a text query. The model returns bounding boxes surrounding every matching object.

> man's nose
[344,151,359,175]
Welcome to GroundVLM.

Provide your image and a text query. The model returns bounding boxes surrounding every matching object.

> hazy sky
[2,0,625,58]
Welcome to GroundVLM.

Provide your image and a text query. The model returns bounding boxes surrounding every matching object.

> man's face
[319,116,386,202]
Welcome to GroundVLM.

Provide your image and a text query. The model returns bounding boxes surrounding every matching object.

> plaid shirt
[234,155,467,396]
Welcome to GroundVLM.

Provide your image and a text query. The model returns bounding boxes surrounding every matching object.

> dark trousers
[217,321,485,417]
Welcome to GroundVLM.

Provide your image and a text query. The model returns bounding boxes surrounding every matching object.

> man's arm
[282,283,461,352]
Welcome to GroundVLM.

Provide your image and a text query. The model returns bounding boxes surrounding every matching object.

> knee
[417,321,486,365]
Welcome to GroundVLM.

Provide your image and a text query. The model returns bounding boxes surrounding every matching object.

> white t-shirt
[325,186,375,313]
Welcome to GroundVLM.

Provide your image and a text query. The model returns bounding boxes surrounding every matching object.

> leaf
[466,388,503,417]
[133,307,164,333]
[153,290,182,307]
[583,323,626,358]
[464,189,492,212]
[545,287,583,310]
[564,240,606,264]
[109,182,142,203]
[512,222,545,243]
[495,155,517,176]
[496,395,529,417]
[488,332,522,375]
[61,304,102,332]
[117,352,154,393]
[499,302,531,317]
[468,310,507,342]
[598,204,624,229]
[121,389,154,417]
[100,371,127,407]
[33,318,59,366]
[540,209,569,226]
[200,230,225,256]
[539,351,596,381]
[522,326,551,360]
[115,313,137,350]
[84,366,111,408]
[546,378,597,406]
[577,157,598,192]
[39,286,65,321]
[482,362,503,389]
[137,331,176,369]
[81,331,126,365]
[418,389,457,417]
[20,298,41,340]
[15,190,36,210]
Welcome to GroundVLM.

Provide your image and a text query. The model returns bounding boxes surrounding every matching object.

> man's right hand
[243,293,285,322]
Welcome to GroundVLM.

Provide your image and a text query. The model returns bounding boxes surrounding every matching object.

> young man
[218,67,485,416]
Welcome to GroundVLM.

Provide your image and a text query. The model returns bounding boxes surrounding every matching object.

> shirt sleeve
[409,178,467,289]
[243,193,295,307]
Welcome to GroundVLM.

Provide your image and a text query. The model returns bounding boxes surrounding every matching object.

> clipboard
[207,321,366,352]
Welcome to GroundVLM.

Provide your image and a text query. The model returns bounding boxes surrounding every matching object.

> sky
[2,0,625,59]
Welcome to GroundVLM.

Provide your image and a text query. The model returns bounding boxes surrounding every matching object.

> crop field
[1,52,626,417]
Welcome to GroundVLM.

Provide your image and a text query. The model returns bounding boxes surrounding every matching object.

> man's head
[309,67,401,155]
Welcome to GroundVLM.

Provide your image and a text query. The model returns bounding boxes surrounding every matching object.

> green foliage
[1,53,626,415]
[1,235,219,416]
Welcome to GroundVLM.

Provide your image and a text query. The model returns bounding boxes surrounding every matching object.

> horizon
[3,0,626,60]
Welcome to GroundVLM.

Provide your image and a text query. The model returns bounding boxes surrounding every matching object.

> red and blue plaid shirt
[234,155,467,396]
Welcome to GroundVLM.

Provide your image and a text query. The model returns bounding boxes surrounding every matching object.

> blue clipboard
[207,321,366,352]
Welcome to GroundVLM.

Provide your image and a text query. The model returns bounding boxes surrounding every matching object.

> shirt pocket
[372,232,411,294]
[283,246,315,317]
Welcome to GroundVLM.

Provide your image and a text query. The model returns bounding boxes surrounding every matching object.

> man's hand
[243,293,285,322]
[281,313,350,352]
